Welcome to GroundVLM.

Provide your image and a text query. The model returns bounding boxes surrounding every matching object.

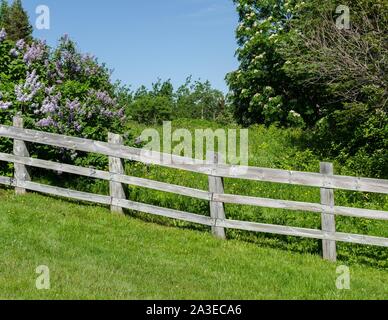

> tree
[127,77,229,124]
[0,0,10,29]
[227,0,387,177]
[2,0,32,41]
[282,0,388,177]
[131,95,173,125]
[175,78,226,121]
[226,0,305,127]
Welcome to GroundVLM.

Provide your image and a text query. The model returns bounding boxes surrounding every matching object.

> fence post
[108,132,126,214]
[208,152,226,239]
[13,115,31,195]
[320,162,337,262]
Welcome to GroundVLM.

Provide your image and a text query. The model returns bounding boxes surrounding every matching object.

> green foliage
[67,119,387,269]
[131,95,173,125]
[0,0,10,29]
[283,0,388,178]
[0,0,32,41]
[175,77,227,121]
[126,77,232,125]
[0,31,127,170]
[228,0,388,178]
[226,0,308,127]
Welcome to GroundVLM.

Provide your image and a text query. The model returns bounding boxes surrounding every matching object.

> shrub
[0,31,127,170]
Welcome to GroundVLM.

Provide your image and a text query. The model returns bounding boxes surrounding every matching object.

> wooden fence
[1,116,388,262]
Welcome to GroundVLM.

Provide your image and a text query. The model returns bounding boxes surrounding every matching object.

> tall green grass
[17,119,388,268]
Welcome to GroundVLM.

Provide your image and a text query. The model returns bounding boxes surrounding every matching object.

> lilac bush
[15,70,42,103]
[0,28,6,42]
[0,32,127,167]
[0,101,12,110]
[23,40,46,66]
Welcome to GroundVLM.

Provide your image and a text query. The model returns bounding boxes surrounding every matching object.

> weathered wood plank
[113,198,214,227]
[1,152,387,221]
[214,193,388,220]
[108,133,126,214]
[12,116,31,195]
[1,125,387,193]
[208,152,226,239]
[334,206,388,220]
[0,176,12,186]
[216,219,388,247]
[214,193,323,213]
[0,124,210,174]
[0,152,211,200]
[14,180,112,206]
[0,176,387,248]
[1,153,387,221]
[320,163,337,262]
[0,178,214,227]
[212,164,388,194]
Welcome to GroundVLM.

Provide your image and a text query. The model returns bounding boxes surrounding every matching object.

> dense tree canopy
[0,0,32,41]
[227,0,387,177]
[127,77,230,125]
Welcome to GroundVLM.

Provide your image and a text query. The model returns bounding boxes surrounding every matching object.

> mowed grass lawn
[0,190,387,300]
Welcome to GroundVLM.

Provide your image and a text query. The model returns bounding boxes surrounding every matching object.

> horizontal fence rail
[0,116,388,262]
[1,152,387,221]
[1,124,387,194]
[0,176,387,248]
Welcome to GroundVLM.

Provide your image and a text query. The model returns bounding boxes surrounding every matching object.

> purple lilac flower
[15,39,25,50]
[62,51,72,61]
[9,48,19,57]
[73,63,82,73]
[66,99,81,111]
[102,109,114,118]
[41,95,60,113]
[84,66,91,76]
[0,28,6,42]
[45,86,56,95]
[0,101,12,110]
[23,41,46,66]
[15,70,42,103]
[36,117,57,128]
[55,61,65,79]
[81,53,95,63]
[90,89,116,106]
[73,122,82,132]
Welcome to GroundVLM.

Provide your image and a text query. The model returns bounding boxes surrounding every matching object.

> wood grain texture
[214,193,388,220]
[12,116,31,195]
[0,177,214,227]
[108,133,126,214]
[0,124,388,255]
[0,175,387,247]
[320,162,337,262]
[0,125,387,194]
[216,219,388,247]
[2,152,386,221]
[208,152,226,239]
[0,152,211,200]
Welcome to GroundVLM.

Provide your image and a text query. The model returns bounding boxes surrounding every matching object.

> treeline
[0,0,386,178]
[121,77,232,125]
[227,0,387,178]
[0,0,231,171]
[0,0,32,41]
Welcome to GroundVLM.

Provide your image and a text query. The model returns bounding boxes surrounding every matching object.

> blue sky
[23,0,239,93]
